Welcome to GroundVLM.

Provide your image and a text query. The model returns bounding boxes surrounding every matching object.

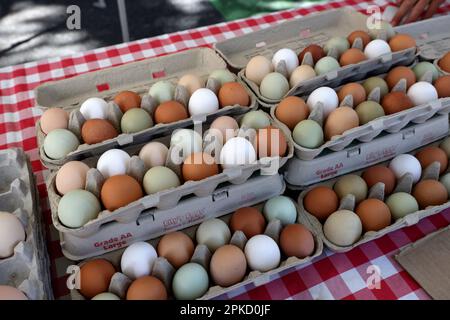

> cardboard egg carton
[35,48,257,170]
[284,114,449,188]
[297,138,450,253]
[59,173,285,260]
[0,148,53,300]
[213,8,416,105]
[68,197,323,300]
[270,66,450,160]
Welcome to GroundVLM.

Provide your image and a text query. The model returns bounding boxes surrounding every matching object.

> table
[1,0,450,300]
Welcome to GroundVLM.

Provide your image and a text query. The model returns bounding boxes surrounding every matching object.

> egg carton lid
[68,193,323,300]
[297,137,450,253]
[283,114,449,188]
[0,148,53,300]
[395,14,450,61]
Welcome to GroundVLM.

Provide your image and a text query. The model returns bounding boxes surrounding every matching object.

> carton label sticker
[315,162,344,179]
[152,70,166,79]
[162,208,206,231]
[96,83,110,92]
[95,232,133,251]
[365,145,396,163]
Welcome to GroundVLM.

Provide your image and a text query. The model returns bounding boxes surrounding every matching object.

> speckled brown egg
[362,165,396,195]
[337,83,367,106]
[412,180,448,209]
[324,106,359,140]
[230,207,266,238]
[389,34,417,52]
[303,186,339,222]
[275,96,309,130]
[381,91,413,115]
[210,245,247,287]
[157,232,194,268]
[298,45,325,64]
[256,125,288,158]
[126,276,168,300]
[81,119,118,144]
[154,100,188,124]
[339,48,367,66]
[355,198,391,232]
[439,52,450,73]
[218,82,250,108]
[114,91,141,112]
[435,76,450,98]
[182,152,219,181]
[415,146,448,173]
[100,175,143,211]
[79,259,116,299]
[347,30,371,47]
[385,66,416,90]
[280,224,315,258]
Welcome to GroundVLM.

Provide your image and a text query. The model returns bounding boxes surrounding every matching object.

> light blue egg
[292,119,323,148]
[43,129,79,160]
[172,263,209,300]
[314,56,340,75]
[263,196,297,225]
[58,189,101,228]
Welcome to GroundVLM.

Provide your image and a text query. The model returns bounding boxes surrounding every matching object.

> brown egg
[339,48,367,66]
[303,186,339,222]
[355,198,391,232]
[298,45,325,64]
[435,76,450,98]
[381,91,413,115]
[389,34,417,52]
[79,259,116,299]
[275,96,309,130]
[114,91,142,112]
[210,245,247,287]
[415,146,448,174]
[362,166,396,195]
[347,30,371,47]
[154,100,188,124]
[210,116,239,143]
[256,125,288,158]
[385,66,416,90]
[40,108,69,134]
[126,276,167,300]
[182,152,219,181]
[438,52,450,73]
[280,224,315,258]
[157,232,194,268]
[101,175,143,211]
[81,119,118,144]
[230,207,266,238]
[218,82,250,108]
[337,83,367,106]
[324,106,359,140]
[412,180,448,209]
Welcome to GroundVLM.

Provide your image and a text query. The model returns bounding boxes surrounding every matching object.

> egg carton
[68,195,323,300]
[284,114,449,188]
[213,8,416,105]
[0,148,53,300]
[297,138,450,253]
[59,173,285,260]
[35,47,257,170]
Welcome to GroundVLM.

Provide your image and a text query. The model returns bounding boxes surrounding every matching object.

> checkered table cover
[2,0,450,300]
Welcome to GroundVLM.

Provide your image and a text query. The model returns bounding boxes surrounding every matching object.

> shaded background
[0,0,327,67]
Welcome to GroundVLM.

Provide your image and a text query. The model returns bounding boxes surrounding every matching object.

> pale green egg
[440,137,450,158]
[413,62,439,82]
[362,77,389,97]
[149,81,175,104]
[58,189,101,228]
[263,196,297,225]
[260,72,289,100]
[43,129,80,160]
[240,110,271,130]
[314,56,340,75]
[121,108,153,133]
[355,101,385,125]
[324,36,350,56]
[172,263,209,300]
[440,173,450,197]
[209,69,236,85]
[143,166,180,195]
[386,192,419,220]
[292,119,323,148]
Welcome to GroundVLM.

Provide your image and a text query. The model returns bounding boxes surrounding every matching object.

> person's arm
[391,0,445,26]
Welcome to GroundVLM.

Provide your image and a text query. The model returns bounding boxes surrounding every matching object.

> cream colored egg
[178,74,205,96]
[289,65,316,88]
[245,56,273,85]
[323,210,362,247]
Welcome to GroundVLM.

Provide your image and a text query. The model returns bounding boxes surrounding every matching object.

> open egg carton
[0,148,53,300]
[284,114,449,188]
[271,67,450,160]
[213,8,416,106]
[35,47,257,170]
[297,138,450,253]
[69,197,323,300]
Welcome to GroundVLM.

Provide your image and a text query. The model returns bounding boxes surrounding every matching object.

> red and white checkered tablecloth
[1,0,450,300]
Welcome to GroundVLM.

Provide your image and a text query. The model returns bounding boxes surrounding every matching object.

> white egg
[220,137,257,169]
[79,97,109,120]
[170,129,203,161]
[407,81,438,106]
[245,234,280,272]
[188,88,219,116]
[389,154,422,183]
[272,48,299,75]
[306,87,339,117]
[323,210,362,246]
[96,149,131,179]
[364,39,392,59]
[120,242,157,280]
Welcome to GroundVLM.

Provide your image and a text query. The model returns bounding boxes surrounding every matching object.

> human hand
[391,0,445,26]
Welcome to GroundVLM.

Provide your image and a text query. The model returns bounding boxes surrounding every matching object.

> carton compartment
[297,137,450,253]
[69,198,323,300]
